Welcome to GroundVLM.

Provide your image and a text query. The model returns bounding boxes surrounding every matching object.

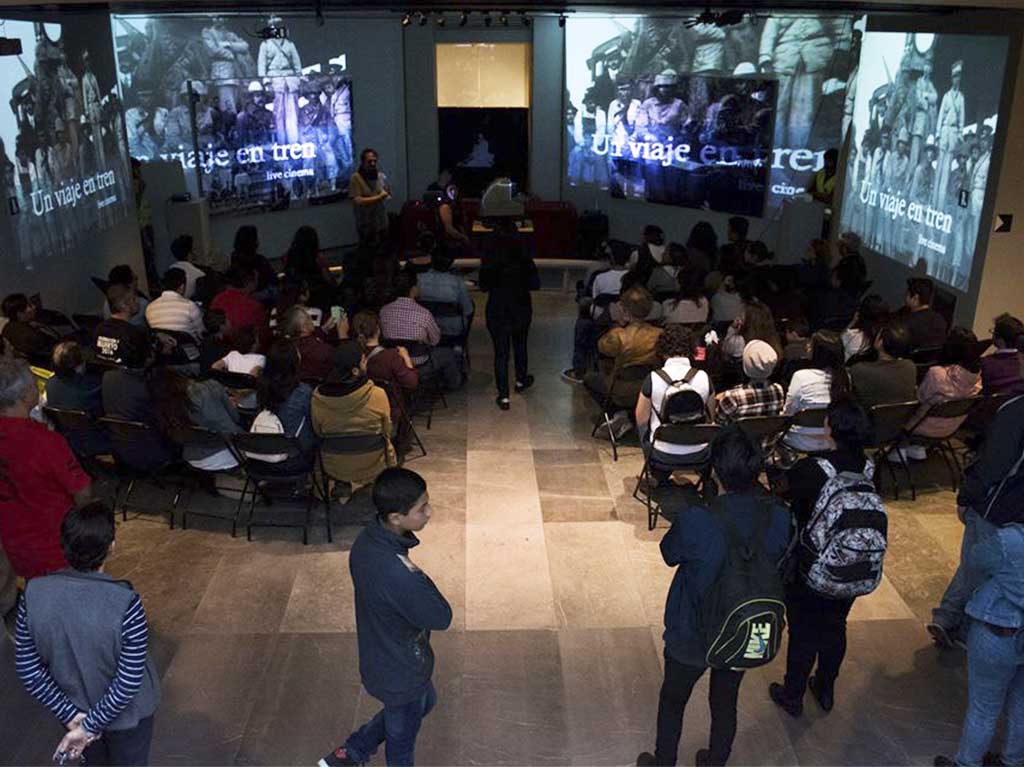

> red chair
[526,200,579,259]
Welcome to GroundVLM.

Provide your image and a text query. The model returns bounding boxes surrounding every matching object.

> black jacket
[959,395,1024,510]
[479,238,540,332]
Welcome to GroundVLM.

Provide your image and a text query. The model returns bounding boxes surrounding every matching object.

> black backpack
[980,444,1024,526]
[655,368,706,426]
[701,499,787,670]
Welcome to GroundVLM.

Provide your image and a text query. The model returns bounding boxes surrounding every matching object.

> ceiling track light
[499,10,509,26]
[401,11,411,27]
[558,14,566,27]
[417,11,428,26]
[458,10,469,26]
[519,11,530,27]
[483,11,492,26]
[435,12,446,26]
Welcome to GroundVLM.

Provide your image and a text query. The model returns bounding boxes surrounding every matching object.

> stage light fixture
[458,11,469,26]
[520,11,530,27]
[436,12,446,26]
[401,12,412,27]
[499,10,509,26]
[558,15,566,27]
[483,12,492,26]
[417,12,428,26]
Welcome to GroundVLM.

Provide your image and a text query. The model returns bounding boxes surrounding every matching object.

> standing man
[962,126,992,286]
[15,501,161,765]
[933,60,965,211]
[320,468,452,767]
[349,148,390,248]
[201,15,252,115]
[257,15,302,145]
[80,51,105,172]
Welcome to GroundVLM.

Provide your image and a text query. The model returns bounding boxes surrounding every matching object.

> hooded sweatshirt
[913,363,982,438]
[350,518,452,704]
[311,378,396,485]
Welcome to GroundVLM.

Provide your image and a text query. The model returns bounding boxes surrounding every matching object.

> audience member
[563,245,630,383]
[103,265,149,326]
[198,309,232,373]
[15,502,160,765]
[0,358,91,580]
[849,323,917,410]
[320,468,451,767]
[212,327,264,409]
[628,224,668,276]
[145,268,205,339]
[646,242,684,296]
[902,277,948,352]
[150,367,242,471]
[744,241,772,269]
[723,299,782,359]
[635,325,712,485]
[1,293,61,363]
[784,330,850,453]
[256,340,316,472]
[928,394,1024,650]
[613,277,664,325]
[210,265,268,335]
[662,268,710,325]
[591,246,630,313]
[636,426,790,767]
[782,317,812,363]
[685,221,718,274]
[979,313,1024,396]
[230,225,278,299]
[284,225,336,309]
[710,274,744,325]
[479,221,540,410]
[717,216,750,274]
[380,273,459,390]
[810,258,862,331]
[283,305,344,382]
[45,341,110,457]
[797,238,835,295]
[842,294,890,362]
[716,340,784,424]
[771,397,881,717]
[93,284,150,367]
[404,231,437,276]
[311,340,396,488]
[168,234,205,300]
[416,248,474,339]
[352,311,419,414]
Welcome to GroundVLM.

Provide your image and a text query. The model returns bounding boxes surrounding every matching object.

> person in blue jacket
[935,522,1024,767]
[637,426,791,767]
[320,468,452,767]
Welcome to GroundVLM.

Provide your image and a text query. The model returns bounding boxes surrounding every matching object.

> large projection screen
[565,14,858,217]
[838,31,1009,292]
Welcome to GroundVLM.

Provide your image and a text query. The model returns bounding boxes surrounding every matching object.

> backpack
[655,368,706,426]
[701,499,787,670]
[979,445,1024,526]
[247,409,304,463]
[797,459,888,599]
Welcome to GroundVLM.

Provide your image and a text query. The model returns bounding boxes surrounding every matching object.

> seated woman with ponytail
[782,330,851,454]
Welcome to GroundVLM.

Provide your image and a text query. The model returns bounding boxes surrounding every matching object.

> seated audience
[145,267,205,339]
[101,343,177,472]
[636,425,790,767]
[231,224,278,301]
[591,246,631,316]
[646,242,684,296]
[744,240,773,269]
[150,367,243,471]
[849,322,917,410]
[810,258,861,330]
[722,299,782,359]
[798,238,835,293]
[770,397,876,718]
[842,294,890,362]
[716,340,784,424]
[784,330,850,453]
[199,309,232,373]
[0,358,92,580]
[584,286,662,409]
[282,305,344,382]
[283,225,336,309]
[210,265,268,335]
[783,317,812,363]
[15,501,161,765]
[404,231,437,276]
[612,278,663,325]
[352,310,419,413]
[717,215,749,274]
[168,234,205,300]
[563,245,629,382]
[1,293,61,363]
[311,340,397,487]
[662,268,710,325]
[685,221,717,274]
[212,327,265,410]
[635,324,712,485]
[379,272,460,390]
[93,284,150,367]
[628,224,668,274]
[416,248,474,338]
[44,341,110,457]
[102,265,149,326]
[980,313,1024,395]
[901,277,948,352]
[257,340,317,472]
[710,274,744,325]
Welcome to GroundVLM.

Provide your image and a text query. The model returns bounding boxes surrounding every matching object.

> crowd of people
[0,207,1023,767]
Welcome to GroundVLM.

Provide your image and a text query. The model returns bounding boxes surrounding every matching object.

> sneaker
[561,368,584,384]
[319,747,359,767]
[906,444,928,461]
[927,622,956,650]
[887,447,911,465]
[496,397,511,411]
[635,753,657,767]
[609,411,634,440]
[768,682,803,717]
[515,375,535,393]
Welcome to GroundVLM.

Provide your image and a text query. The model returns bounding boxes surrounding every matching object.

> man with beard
[633,69,687,203]
[124,89,166,160]
[349,148,390,247]
[236,81,273,146]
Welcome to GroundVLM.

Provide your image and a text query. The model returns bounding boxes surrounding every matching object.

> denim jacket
[966,524,1024,629]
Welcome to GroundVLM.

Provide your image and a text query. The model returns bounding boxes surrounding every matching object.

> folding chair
[419,299,470,370]
[43,406,115,480]
[317,433,392,539]
[152,328,201,368]
[866,401,924,500]
[97,416,181,522]
[589,362,652,461]
[232,432,324,544]
[385,338,447,424]
[167,424,243,532]
[781,407,830,460]
[734,414,791,485]
[902,396,983,494]
[208,369,261,419]
[373,377,426,462]
[634,423,721,531]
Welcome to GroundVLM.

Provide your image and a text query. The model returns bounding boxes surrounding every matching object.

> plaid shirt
[379,297,441,363]
[716,381,785,424]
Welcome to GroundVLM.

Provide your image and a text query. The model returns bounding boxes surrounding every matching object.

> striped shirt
[15,592,150,734]
[145,290,205,338]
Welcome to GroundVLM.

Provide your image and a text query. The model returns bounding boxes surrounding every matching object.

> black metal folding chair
[634,423,721,531]
[373,377,426,462]
[781,407,830,460]
[904,396,984,494]
[317,433,392,538]
[97,416,182,522]
[733,414,791,488]
[384,338,447,425]
[43,406,115,481]
[589,362,652,461]
[419,299,470,370]
[166,424,243,532]
[231,432,324,544]
[866,401,925,500]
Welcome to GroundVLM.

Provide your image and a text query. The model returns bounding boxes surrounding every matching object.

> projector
[256,26,287,39]
[480,177,525,218]
[0,37,23,56]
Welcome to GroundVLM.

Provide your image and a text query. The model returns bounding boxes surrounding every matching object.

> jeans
[934,511,997,634]
[954,621,1024,767]
[345,682,437,766]
[490,326,529,398]
[82,716,154,766]
[654,652,744,767]
[782,581,855,699]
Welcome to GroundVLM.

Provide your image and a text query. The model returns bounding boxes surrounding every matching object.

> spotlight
[435,12,446,26]
[401,12,411,27]
[558,14,566,27]
[483,11,492,26]
[417,12,428,26]
[458,11,469,26]
[520,11,530,27]
[499,10,509,26]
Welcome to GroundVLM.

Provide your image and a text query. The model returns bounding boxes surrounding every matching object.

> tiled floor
[0,291,972,766]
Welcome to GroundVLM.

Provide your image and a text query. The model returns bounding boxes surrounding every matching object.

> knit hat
[742,340,778,381]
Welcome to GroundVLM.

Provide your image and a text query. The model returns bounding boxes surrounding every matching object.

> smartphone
[330,306,345,323]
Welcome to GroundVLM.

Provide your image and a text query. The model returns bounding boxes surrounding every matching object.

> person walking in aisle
[478,218,541,410]
[320,468,452,767]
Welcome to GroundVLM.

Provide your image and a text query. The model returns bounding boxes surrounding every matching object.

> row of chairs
[44,407,393,545]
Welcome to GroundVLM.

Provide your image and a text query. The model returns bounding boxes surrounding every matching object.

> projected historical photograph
[0,18,132,273]
[565,14,859,214]
[110,13,354,211]
[839,31,1008,291]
